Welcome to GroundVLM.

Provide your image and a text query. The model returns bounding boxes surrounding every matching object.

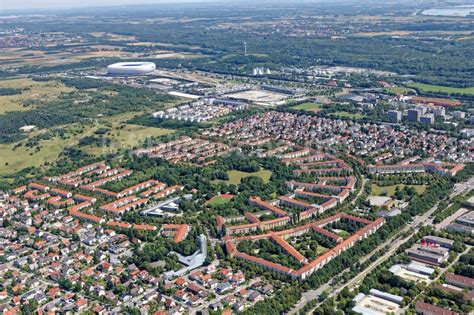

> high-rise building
[452,111,466,119]
[407,109,421,122]
[433,107,446,117]
[387,110,402,123]
[417,106,427,114]
[420,114,435,124]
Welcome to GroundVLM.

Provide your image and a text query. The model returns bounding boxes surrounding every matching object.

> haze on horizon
[1,0,222,11]
[0,0,393,12]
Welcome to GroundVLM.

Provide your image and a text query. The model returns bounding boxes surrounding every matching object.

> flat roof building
[422,236,454,249]
[456,211,474,227]
[407,244,449,266]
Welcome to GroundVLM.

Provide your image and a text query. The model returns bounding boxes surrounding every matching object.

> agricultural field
[0,78,73,114]
[291,102,321,112]
[212,169,273,185]
[0,43,201,70]
[370,184,427,197]
[0,46,126,69]
[406,82,474,96]
[353,31,413,37]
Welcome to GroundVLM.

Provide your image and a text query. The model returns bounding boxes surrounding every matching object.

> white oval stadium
[106,62,156,75]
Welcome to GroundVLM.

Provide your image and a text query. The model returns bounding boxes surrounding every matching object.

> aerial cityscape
[0,0,473,314]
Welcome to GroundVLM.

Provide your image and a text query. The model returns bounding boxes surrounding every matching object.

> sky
[0,0,221,11]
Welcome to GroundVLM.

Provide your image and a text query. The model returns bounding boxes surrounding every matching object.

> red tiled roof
[249,196,288,217]
[415,301,458,315]
[446,273,474,289]
[271,234,306,263]
[162,224,189,243]
[107,221,131,229]
[133,224,157,231]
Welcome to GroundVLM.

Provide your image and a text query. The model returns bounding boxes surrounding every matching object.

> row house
[47,196,75,208]
[140,182,167,197]
[249,196,288,217]
[100,197,149,215]
[69,209,105,224]
[226,213,385,281]
[27,183,50,192]
[24,190,50,201]
[118,180,160,197]
[152,185,184,200]
[278,196,313,211]
[50,188,73,199]
[270,234,307,264]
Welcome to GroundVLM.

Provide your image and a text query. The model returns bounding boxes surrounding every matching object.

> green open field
[334,230,351,239]
[212,169,273,185]
[82,123,174,156]
[0,126,93,174]
[0,112,174,174]
[385,86,411,95]
[407,82,474,96]
[330,111,365,119]
[291,102,321,111]
[0,78,73,114]
[370,184,427,197]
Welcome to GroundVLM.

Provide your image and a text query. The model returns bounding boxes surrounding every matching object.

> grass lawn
[316,245,329,255]
[406,82,474,96]
[212,169,273,185]
[371,184,427,197]
[0,78,73,114]
[330,111,364,119]
[335,230,351,239]
[291,102,321,112]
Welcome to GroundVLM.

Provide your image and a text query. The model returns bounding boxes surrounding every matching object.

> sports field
[206,194,234,206]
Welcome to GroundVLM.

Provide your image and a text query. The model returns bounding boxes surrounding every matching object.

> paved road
[351,177,367,206]
[436,207,470,230]
[290,175,474,315]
